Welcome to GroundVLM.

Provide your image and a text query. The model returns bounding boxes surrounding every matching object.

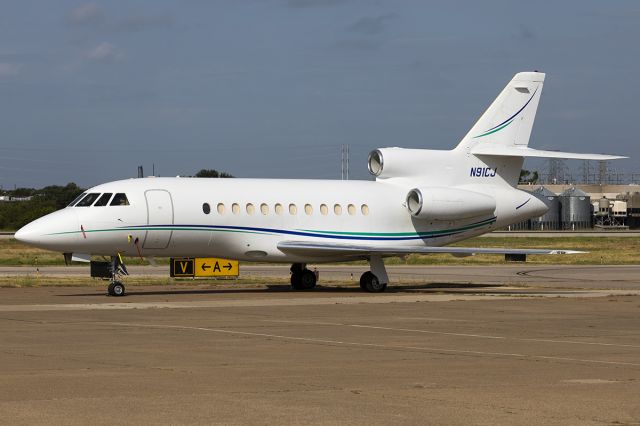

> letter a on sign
[192,258,239,277]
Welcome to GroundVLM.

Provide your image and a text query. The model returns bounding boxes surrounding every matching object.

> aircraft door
[143,189,174,249]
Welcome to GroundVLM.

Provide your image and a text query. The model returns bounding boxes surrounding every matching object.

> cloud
[334,39,382,51]
[347,13,397,35]
[67,4,172,33]
[68,3,105,26]
[285,0,346,8]
[86,42,123,62]
[515,24,537,41]
[0,62,21,77]
[113,13,174,32]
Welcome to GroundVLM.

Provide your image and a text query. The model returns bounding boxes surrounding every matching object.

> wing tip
[549,250,588,255]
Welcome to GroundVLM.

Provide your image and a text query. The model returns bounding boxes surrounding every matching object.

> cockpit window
[93,193,113,207]
[76,193,101,207]
[68,193,86,207]
[110,193,130,206]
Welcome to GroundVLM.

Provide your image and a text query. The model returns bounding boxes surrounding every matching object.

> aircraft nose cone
[14,209,79,250]
[14,223,38,245]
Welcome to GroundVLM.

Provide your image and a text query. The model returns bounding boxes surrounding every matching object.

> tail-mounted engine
[406,187,496,220]
[368,148,439,179]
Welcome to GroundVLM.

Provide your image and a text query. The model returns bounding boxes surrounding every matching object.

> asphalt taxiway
[1,266,639,425]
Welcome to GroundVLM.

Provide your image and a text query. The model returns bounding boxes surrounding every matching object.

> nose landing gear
[90,255,129,296]
[108,281,126,297]
[107,255,128,297]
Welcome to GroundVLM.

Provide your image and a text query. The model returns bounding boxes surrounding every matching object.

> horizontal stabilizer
[278,241,584,258]
[471,145,627,161]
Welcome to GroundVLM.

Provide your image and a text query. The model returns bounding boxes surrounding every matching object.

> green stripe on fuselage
[299,218,495,237]
[47,218,495,239]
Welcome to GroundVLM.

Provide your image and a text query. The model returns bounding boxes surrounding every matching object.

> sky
[0,0,638,188]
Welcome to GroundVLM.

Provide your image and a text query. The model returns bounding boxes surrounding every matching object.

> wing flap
[277,241,584,257]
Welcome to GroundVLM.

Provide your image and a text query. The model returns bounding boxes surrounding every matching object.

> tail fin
[456,72,545,151]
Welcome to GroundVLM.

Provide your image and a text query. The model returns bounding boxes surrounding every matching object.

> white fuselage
[15,172,546,263]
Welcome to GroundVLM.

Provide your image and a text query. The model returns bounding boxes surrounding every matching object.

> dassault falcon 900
[15,72,625,296]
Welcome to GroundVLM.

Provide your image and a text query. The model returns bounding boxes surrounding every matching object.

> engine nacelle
[368,148,443,179]
[406,187,496,220]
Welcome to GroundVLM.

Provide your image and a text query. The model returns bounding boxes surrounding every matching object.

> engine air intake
[367,150,384,176]
[406,187,496,221]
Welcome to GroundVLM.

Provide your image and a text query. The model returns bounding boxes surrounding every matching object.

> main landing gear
[107,255,129,297]
[290,263,317,290]
[289,255,389,293]
[359,255,388,293]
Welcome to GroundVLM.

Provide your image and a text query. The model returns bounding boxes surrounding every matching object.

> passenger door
[143,189,174,249]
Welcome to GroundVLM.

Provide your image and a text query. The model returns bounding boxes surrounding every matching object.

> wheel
[291,269,317,290]
[109,281,126,297]
[360,271,387,293]
[359,273,368,290]
[291,272,303,290]
[291,270,316,290]
[299,269,317,290]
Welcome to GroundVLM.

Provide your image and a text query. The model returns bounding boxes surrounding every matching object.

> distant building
[515,184,640,230]
[0,195,33,202]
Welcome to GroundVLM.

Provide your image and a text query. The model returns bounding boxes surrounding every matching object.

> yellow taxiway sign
[170,258,239,278]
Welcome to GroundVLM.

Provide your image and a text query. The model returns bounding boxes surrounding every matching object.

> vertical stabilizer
[456,72,545,151]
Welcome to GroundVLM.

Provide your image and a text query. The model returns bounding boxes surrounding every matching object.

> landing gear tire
[360,271,387,293]
[291,273,302,289]
[108,281,125,297]
[291,269,317,290]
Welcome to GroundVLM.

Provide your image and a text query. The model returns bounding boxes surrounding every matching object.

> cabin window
[217,203,225,214]
[334,204,342,215]
[289,204,297,215]
[348,204,356,215]
[260,203,269,215]
[232,203,240,215]
[202,203,211,214]
[76,193,100,207]
[275,203,283,215]
[110,193,130,206]
[320,204,328,215]
[304,204,313,215]
[93,193,113,207]
[68,193,86,207]
[361,204,369,215]
[246,203,255,215]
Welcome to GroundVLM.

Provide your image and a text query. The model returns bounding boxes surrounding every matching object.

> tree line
[0,169,233,231]
[0,183,84,231]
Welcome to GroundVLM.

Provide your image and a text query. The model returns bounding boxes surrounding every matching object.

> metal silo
[529,186,560,230]
[560,187,592,230]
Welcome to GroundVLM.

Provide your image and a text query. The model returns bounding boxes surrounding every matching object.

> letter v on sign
[171,258,194,277]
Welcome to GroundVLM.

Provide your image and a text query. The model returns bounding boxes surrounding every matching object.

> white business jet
[15,72,624,296]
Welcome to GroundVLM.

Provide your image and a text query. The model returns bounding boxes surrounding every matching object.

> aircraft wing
[277,241,584,258]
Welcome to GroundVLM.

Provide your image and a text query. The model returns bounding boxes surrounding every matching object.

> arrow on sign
[201,264,211,271]
[224,262,233,271]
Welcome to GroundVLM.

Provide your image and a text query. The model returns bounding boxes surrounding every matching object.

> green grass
[0,275,294,288]
[1,236,638,268]
[386,237,640,265]
[0,238,168,266]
